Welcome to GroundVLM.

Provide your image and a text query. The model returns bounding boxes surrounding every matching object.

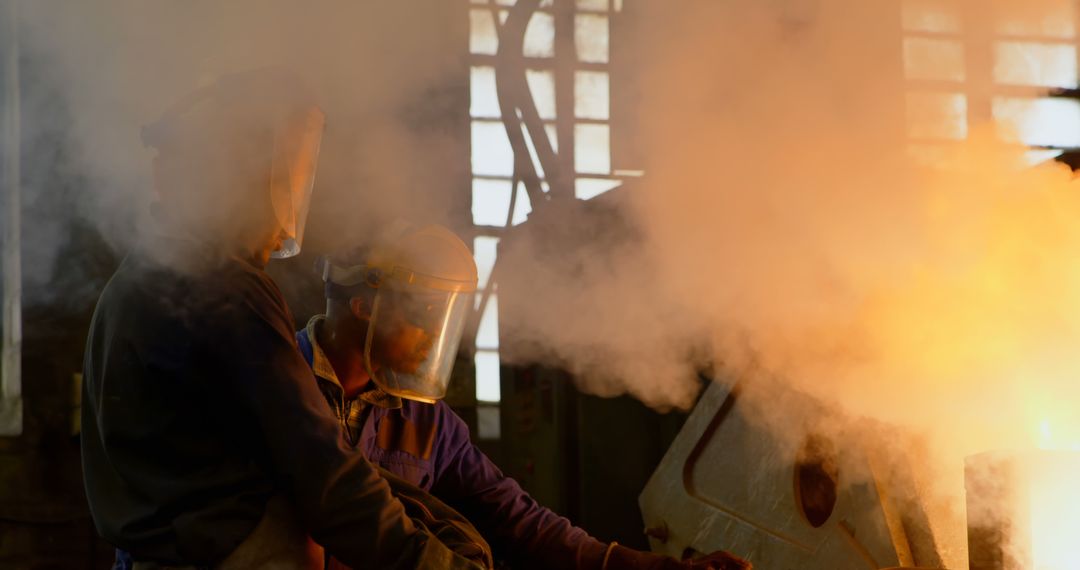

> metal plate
[639,378,950,569]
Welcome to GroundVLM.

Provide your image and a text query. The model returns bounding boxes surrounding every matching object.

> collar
[306,315,403,410]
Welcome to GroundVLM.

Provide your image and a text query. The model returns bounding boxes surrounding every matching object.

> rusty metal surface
[639,378,953,569]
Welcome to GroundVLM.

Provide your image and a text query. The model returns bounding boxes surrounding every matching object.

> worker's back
[81,238,281,563]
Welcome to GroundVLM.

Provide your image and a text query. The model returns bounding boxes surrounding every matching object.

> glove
[675,551,751,570]
[602,544,751,570]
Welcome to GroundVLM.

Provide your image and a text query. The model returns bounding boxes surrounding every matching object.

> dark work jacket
[297,320,611,570]
[81,238,457,568]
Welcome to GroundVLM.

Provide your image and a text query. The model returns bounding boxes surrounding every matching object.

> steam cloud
[15,0,471,308]
[500,0,1080,453]
[18,0,1080,564]
[494,1,1080,564]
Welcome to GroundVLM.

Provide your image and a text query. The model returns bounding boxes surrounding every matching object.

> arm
[429,406,608,569]
[214,271,479,569]
[430,407,750,570]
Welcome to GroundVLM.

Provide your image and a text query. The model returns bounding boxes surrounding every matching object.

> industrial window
[901,0,1080,163]
[468,0,623,439]
[0,2,21,437]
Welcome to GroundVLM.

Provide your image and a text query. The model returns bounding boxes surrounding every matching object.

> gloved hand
[674,550,751,570]
[602,544,751,570]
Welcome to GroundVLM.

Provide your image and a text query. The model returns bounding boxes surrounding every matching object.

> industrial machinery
[639,375,964,570]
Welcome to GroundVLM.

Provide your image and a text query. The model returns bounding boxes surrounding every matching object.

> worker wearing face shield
[301,223,750,570]
[83,69,484,569]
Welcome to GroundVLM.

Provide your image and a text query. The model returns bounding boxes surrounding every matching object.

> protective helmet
[321,223,479,403]
[141,67,325,258]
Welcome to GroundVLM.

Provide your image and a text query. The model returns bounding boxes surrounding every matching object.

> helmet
[321,223,479,403]
[142,68,325,259]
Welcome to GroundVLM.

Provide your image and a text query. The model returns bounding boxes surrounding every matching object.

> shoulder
[431,401,473,449]
[223,258,291,319]
[194,258,297,349]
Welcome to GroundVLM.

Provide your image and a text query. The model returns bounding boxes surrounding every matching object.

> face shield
[140,68,325,259]
[269,106,325,259]
[364,267,475,403]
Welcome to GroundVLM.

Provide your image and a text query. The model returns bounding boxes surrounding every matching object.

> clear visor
[364,272,473,403]
[270,106,325,259]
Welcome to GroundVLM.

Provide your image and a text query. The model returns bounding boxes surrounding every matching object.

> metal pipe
[0,0,22,437]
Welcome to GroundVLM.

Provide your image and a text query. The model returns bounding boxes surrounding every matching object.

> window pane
[902,0,961,33]
[471,66,500,118]
[903,38,965,82]
[474,236,499,289]
[545,123,559,152]
[575,123,611,173]
[526,69,556,120]
[475,351,502,402]
[472,178,513,226]
[476,294,500,349]
[1022,149,1064,166]
[993,97,1080,148]
[577,0,608,10]
[512,181,532,225]
[477,404,501,439]
[524,11,556,58]
[521,121,547,178]
[906,92,968,140]
[472,121,514,176]
[576,177,621,200]
[575,14,609,63]
[994,42,1078,88]
[575,70,610,119]
[470,9,499,55]
[996,1,1076,39]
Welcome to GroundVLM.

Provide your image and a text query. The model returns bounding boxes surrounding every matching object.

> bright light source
[471,121,515,177]
[470,10,499,55]
[575,70,610,120]
[902,0,962,33]
[470,66,500,118]
[475,351,501,402]
[575,123,611,174]
[472,178,513,226]
[475,294,500,349]
[967,448,1080,570]
[526,69,556,120]
[575,177,621,200]
[473,236,499,289]
[994,42,1078,88]
[524,11,555,58]
[575,14,609,63]
[993,97,1080,148]
[996,0,1076,39]
[576,0,608,11]
[904,38,966,82]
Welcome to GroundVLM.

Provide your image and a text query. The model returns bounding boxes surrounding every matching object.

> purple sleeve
[431,405,609,570]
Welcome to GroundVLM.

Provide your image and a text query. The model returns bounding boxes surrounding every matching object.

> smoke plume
[19,0,1080,563]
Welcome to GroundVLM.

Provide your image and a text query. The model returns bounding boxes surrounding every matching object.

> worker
[304,222,750,570]
[82,69,485,569]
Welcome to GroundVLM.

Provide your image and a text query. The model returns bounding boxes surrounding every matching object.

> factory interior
[4,0,1080,568]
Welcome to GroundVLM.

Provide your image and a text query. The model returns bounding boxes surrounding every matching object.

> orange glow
[1028,427,1080,570]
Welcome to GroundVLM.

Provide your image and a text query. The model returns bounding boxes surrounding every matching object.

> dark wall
[497,363,690,550]
[0,24,123,564]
